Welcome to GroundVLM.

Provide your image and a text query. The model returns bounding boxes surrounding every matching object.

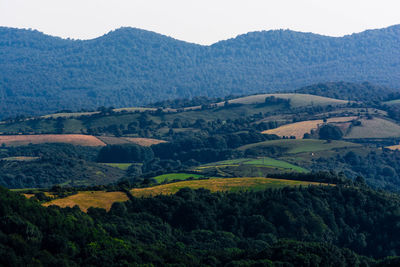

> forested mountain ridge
[1,25,400,118]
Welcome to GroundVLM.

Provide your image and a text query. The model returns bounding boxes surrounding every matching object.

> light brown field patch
[122,137,166,146]
[0,134,106,147]
[43,191,129,212]
[386,145,400,151]
[0,156,39,161]
[97,136,166,146]
[262,117,357,139]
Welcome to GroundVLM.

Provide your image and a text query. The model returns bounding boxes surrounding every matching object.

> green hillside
[238,139,361,154]
[345,117,400,139]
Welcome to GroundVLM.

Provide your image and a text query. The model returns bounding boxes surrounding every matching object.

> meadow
[262,116,357,139]
[130,177,330,197]
[226,93,349,107]
[101,163,133,171]
[344,117,400,139]
[152,173,206,183]
[197,157,308,173]
[97,136,166,146]
[43,191,129,212]
[0,134,106,147]
[238,139,361,154]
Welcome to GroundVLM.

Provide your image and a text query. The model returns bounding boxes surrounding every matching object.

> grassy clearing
[152,173,206,183]
[130,177,330,197]
[102,163,133,170]
[225,93,348,108]
[201,158,252,166]
[0,134,106,147]
[198,157,307,173]
[43,191,129,212]
[97,136,166,146]
[384,99,400,105]
[386,145,400,151]
[262,117,357,139]
[344,118,400,139]
[238,139,360,154]
[0,156,39,162]
[244,158,308,172]
[42,111,100,119]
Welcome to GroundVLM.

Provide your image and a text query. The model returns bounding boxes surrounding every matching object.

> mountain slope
[295,81,395,102]
[1,25,400,118]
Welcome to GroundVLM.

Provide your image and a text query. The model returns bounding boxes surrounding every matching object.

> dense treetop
[1,25,400,118]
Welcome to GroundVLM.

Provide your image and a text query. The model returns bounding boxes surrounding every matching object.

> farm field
[97,136,166,146]
[383,99,400,105]
[43,191,129,212]
[102,163,133,170]
[197,157,308,173]
[386,145,400,151]
[224,93,349,107]
[42,111,100,119]
[244,158,308,172]
[130,177,330,197]
[0,156,39,161]
[0,134,106,147]
[344,118,400,139]
[238,139,361,154]
[262,116,357,139]
[152,173,206,183]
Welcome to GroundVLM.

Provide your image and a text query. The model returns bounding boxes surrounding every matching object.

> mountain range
[1,25,400,118]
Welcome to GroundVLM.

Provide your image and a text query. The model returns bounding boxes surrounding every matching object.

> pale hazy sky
[1,0,399,45]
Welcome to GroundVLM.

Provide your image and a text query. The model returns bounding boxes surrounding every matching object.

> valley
[2,23,400,265]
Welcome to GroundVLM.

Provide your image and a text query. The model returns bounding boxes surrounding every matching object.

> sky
[1,0,400,45]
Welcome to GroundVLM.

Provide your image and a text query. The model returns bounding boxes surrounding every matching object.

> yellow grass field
[130,177,329,197]
[262,117,357,139]
[43,191,129,212]
[386,145,400,151]
[0,134,106,147]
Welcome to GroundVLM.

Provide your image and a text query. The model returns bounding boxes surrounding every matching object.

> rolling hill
[295,81,396,102]
[1,25,400,118]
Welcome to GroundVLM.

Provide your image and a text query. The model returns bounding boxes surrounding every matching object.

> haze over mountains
[1,25,400,118]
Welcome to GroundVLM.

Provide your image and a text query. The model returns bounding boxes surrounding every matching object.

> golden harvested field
[0,134,106,147]
[130,177,329,197]
[97,136,166,146]
[43,191,129,212]
[262,117,357,139]
[386,145,400,151]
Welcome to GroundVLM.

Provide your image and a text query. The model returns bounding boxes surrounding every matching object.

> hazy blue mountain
[1,25,400,118]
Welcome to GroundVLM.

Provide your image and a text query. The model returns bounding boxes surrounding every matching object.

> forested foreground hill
[1,25,400,118]
[1,185,400,266]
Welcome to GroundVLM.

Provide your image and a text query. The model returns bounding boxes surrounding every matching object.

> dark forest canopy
[1,25,400,118]
[1,185,400,266]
